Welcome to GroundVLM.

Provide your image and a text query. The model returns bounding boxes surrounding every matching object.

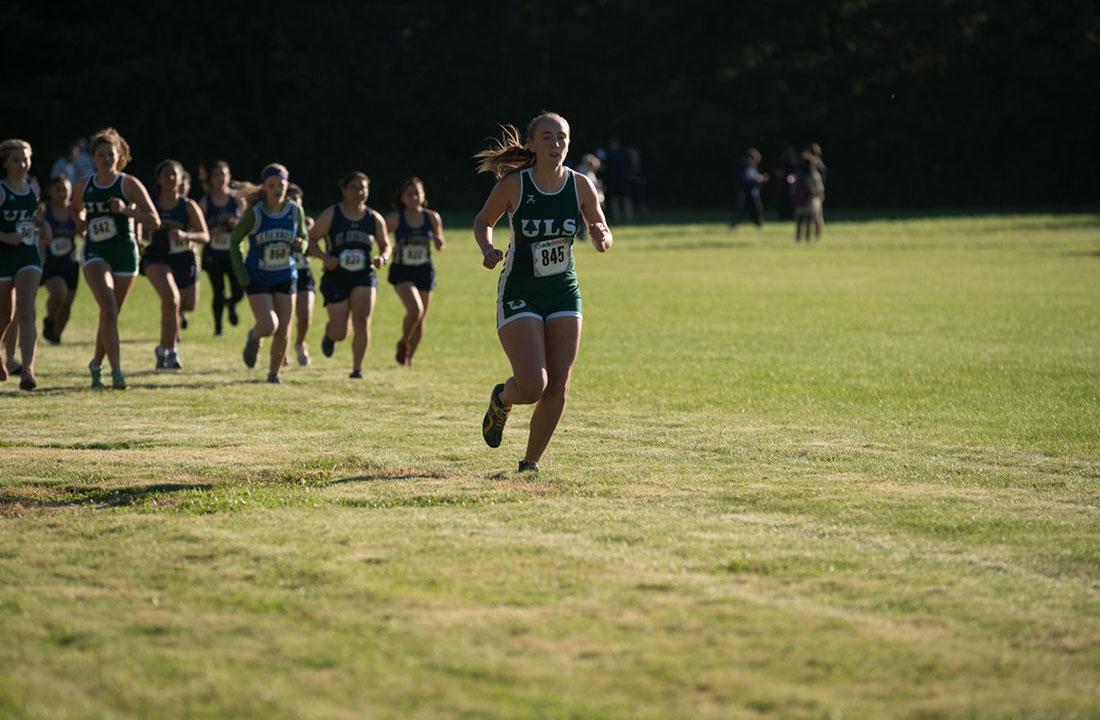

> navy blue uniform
[320,204,378,305]
[388,210,436,292]
[201,194,240,272]
[42,205,80,291]
[201,194,244,330]
[142,198,198,289]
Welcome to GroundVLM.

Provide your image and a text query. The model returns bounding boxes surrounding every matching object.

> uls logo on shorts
[507,300,526,310]
[526,194,535,204]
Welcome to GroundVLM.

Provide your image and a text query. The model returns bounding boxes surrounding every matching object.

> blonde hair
[245,163,289,208]
[0,139,31,180]
[89,128,133,171]
[473,111,569,178]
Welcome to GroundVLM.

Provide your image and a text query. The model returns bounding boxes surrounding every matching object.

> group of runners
[0,112,612,471]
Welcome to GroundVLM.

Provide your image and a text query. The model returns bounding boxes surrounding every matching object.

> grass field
[1,211,1098,719]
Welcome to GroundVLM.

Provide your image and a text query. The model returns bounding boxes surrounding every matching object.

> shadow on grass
[326,469,449,485]
[0,482,213,512]
[1063,249,1100,258]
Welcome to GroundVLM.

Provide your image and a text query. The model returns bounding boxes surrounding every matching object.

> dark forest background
[9,0,1100,213]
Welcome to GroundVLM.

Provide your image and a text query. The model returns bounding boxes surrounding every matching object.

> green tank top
[0,180,40,245]
[82,174,135,245]
[501,169,582,295]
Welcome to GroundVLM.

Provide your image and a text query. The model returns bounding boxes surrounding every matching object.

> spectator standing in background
[603,136,634,223]
[776,144,798,220]
[730,148,769,228]
[793,152,825,242]
[49,141,79,183]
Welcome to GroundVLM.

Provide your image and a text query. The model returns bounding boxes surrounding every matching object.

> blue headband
[261,166,289,181]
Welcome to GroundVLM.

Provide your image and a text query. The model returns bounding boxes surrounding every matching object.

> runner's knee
[512,370,548,404]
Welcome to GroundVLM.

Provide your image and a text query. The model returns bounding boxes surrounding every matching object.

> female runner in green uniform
[71,128,160,389]
[0,139,50,390]
[473,112,612,472]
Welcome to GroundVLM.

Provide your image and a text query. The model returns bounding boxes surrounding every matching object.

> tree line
[12,0,1099,212]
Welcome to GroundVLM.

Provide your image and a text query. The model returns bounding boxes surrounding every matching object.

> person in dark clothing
[730,148,769,228]
[603,136,634,223]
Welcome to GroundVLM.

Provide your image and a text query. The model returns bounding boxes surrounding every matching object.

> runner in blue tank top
[71,128,160,390]
[473,112,613,473]
[41,175,80,345]
[286,183,315,366]
[229,163,308,384]
[143,159,209,371]
[199,161,244,336]
[385,177,445,367]
[0,139,50,390]
[307,171,391,379]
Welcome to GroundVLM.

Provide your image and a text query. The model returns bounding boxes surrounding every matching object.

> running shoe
[242,329,259,368]
[227,304,239,326]
[349,369,362,379]
[296,342,311,366]
[7,359,23,376]
[19,374,36,392]
[89,362,104,389]
[395,340,408,365]
[154,346,166,371]
[111,368,127,390]
[164,349,182,370]
[517,460,540,473]
[322,334,335,358]
[180,313,189,330]
[481,383,511,448]
[266,372,282,384]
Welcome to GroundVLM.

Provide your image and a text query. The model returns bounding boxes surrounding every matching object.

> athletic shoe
[19,374,36,392]
[88,362,104,389]
[154,346,167,372]
[322,334,335,358]
[481,383,511,448]
[227,304,239,326]
[395,340,408,365]
[180,313,189,330]
[296,342,311,366]
[266,372,282,384]
[164,349,182,370]
[517,460,540,473]
[242,329,259,368]
[214,320,223,336]
[7,359,22,376]
[111,369,127,390]
[349,369,362,379]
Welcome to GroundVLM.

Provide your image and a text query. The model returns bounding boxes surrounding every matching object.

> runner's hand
[482,247,504,269]
[589,223,612,252]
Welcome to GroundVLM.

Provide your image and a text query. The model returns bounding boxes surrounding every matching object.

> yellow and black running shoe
[482,383,511,448]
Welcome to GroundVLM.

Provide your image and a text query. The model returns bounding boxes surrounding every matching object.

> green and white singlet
[82,174,139,275]
[0,180,43,281]
[496,169,583,328]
